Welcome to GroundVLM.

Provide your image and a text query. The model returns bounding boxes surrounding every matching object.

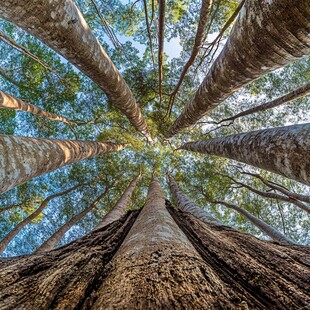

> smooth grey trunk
[229,177,310,214]
[92,175,216,308]
[214,200,295,245]
[219,82,310,124]
[166,172,221,225]
[0,135,125,194]
[0,90,76,125]
[0,0,151,141]
[94,172,141,230]
[167,0,310,137]
[0,184,81,254]
[179,123,310,186]
[35,187,109,253]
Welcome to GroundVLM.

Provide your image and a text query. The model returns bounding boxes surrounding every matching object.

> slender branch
[158,0,166,106]
[143,0,155,64]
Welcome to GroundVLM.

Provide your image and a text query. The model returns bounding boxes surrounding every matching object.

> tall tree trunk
[179,123,310,186]
[35,187,109,253]
[213,200,295,245]
[91,175,218,308]
[166,172,221,224]
[167,0,310,137]
[0,90,76,125]
[219,81,310,124]
[0,135,126,194]
[158,0,166,104]
[94,172,141,230]
[0,184,81,254]
[0,0,152,141]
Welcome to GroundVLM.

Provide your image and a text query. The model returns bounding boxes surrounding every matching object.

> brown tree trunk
[94,172,141,230]
[0,135,125,194]
[179,123,310,186]
[219,81,310,124]
[35,187,109,253]
[166,172,221,224]
[0,90,76,125]
[0,184,81,254]
[0,0,152,141]
[213,200,295,245]
[167,0,310,137]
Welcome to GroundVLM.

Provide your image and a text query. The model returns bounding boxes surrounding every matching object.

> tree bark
[219,81,310,124]
[167,0,310,137]
[0,90,76,125]
[94,172,141,230]
[0,0,152,141]
[35,187,109,253]
[179,123,310,186]
[213,200,295,245]
[0,184,81,254]
[0,135,125,194]
[166,172,221,224]
[91,175,219,309]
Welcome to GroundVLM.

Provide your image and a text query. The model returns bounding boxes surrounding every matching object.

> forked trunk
[0,184,81,254]
[0,0,152,141]
[166,172,221,224]
[179,123,310,185]
[0,135,125,194]
[167,0,310,137]
[94,172,141,230]
[214,200,295,245]
[0,90,76,125]
[35,187,109,253]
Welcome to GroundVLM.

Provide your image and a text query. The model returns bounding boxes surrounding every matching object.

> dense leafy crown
[0,0,309,256]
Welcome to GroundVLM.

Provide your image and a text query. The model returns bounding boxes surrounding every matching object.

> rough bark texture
[91,176,221,309]
[0,90,76,125]
[0,0,151,141]
[0,135,125,194]
[94,173,141,230]
[167,0,310,137]
[180,123,310,186]
[0,184,81,254]
[35,188,109,253]
[168,205,310,309]
[220,81,310,123]
[0,211,139,309]
[215,200,295,245]
[166,172,221,224]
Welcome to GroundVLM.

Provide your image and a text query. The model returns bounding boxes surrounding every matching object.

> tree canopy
[0,0,309,257]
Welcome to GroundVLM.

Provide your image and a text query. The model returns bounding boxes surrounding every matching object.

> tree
[0,135,126,194]
[0,0,152,141]
[179,123,310,185]
[167,0,310,137]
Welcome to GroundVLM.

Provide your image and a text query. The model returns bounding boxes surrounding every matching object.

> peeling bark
[0,184,81,254]
[94,172,141,230]
[35,187,109,253]
[167,0,310,137]
[0,135,125,194]
[0,0,151,141]
[0,90,76,125]
[214,200,295,245]
[179,123,310,186]
[0,211,139,309]
[166,172,221,224]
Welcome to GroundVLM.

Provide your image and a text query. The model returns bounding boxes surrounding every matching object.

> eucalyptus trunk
[0,184,81,254]
[167,0,310,137]
[94,172,141,230]
[0,135,125,194]
[166,172,221,225]
[0,0,151,141]
[35,188,109,253]
[214,200,295,245]
[0,90,76,125]
[220,82,310,124]
[179,123,310,186]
